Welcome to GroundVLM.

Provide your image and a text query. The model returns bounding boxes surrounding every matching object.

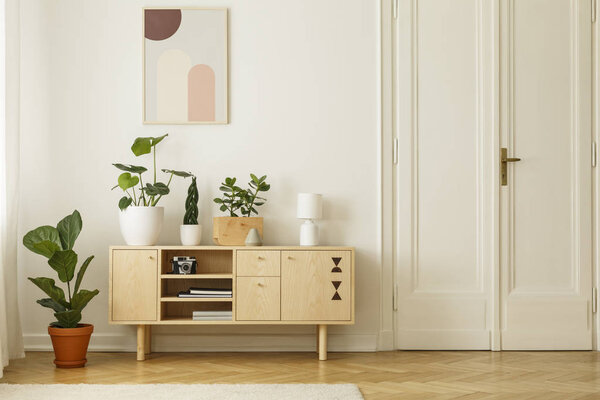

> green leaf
[118,172,139,191]
[213,198,223,204]
[56,210,82,250]
[130,137,152,156]
[113,163,147,174]
[151,134,168,146]
[130,134,168,156]
[161,169,194,178]
[48,250,78,283]
[118,196,133,211]
[250,173,259,184]
[219,205,227,212]
[143,182,169,196]
[32,240,61,259]
[54,310,82,328]
[71,289,99,312]
[28,277,68,307]
[23,226,62,258]
[73,255,94,294]
[37,298,66,313]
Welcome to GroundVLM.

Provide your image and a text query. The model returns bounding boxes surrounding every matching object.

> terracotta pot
[213,216,263,245]
[48,323,93,368]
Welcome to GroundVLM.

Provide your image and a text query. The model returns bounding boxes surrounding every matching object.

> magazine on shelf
[189,287,233,295]
[178,291,232,298]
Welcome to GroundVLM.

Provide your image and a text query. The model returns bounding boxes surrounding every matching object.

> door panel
[111,250,158,321]
[281,251,351,321]
[500,0,592,349]
[394,0,496,349]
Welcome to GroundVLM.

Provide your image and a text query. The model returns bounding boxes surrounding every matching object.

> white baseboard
[397,329,490,350]
[24,333,378,353]
[377,329,394,350]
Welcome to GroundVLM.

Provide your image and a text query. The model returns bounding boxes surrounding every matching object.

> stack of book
[177,287,232,298]
[193,310,232,321]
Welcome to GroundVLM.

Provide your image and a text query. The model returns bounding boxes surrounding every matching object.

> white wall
[18,0,382,351]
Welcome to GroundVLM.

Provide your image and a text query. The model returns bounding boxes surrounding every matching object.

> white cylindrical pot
[180,224,202,246]
[119,206,164,246]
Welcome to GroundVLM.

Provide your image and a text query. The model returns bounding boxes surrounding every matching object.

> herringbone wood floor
[1,351,600,399]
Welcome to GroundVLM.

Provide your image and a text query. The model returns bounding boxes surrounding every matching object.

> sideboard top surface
[110,245,355,251]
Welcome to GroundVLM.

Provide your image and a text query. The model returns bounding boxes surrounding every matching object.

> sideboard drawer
[236,250,280,276]
[236,277,281,320]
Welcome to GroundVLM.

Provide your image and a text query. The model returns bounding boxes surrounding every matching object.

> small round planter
[119,206,164,245]
[48,323,93,368]
[180,224,202,246]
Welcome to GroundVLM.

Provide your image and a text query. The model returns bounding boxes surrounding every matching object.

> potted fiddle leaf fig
[112,133,193,245]
[212,174,270,245]
[23,210,98,368]
[180,175,202,245]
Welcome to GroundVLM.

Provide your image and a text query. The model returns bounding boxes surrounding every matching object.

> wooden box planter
[212,217,263,245]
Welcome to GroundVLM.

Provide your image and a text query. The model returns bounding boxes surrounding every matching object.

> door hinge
[593,288,598,314]
[593,0,597,23]
[592,141,597,167]
[393,138,399,164]
[393,0,398,19]
[393,284,398,311]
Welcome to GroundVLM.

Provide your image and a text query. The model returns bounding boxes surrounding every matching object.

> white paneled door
[499,0,592,350]
[393,0,593,350]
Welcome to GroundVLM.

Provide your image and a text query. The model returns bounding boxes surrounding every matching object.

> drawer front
[236,250,280,276]
[111,249,158,321]
[236,277,281,321]
[281,251,352,321]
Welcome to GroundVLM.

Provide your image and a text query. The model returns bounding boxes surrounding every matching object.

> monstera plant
[112,133,193,245]
[23,210,98,368]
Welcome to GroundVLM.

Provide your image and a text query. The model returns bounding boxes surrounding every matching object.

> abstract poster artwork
[144,8,228,124]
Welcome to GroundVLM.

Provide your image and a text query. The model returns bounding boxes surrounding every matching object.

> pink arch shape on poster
[188,64,216,122]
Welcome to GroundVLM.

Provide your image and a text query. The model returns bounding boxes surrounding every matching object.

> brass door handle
[501,148,521,186]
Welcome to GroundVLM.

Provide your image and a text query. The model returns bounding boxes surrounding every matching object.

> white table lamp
[297,193,322,246]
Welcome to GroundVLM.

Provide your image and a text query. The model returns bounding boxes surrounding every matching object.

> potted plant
[23,210,99,368]
[213,174,270,245]
[180,175,202,245]
[112,133,193,245]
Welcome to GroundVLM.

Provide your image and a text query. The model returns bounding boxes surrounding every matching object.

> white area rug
[0,383,363,400]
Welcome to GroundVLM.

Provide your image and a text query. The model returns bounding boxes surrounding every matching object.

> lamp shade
[297,193,322,219]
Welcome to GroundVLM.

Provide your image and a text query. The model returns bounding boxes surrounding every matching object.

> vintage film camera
[171,256,197,275]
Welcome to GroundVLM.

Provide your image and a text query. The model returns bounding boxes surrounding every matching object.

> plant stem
[131,186,137,205]
[139,173,147,206]
[153,146,157,184]
[246,188,258,217]
[66,281,72,304]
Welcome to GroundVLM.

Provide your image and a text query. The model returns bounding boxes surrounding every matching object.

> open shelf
[160,274,233,279]
[161,249,233,275]
[161,297,232,302]
[160,316,234,324]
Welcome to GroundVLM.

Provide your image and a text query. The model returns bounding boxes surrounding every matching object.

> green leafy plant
[23,210,99,328]
[213,174,270,217]
[112,134,193,210]
[184,176,199,225]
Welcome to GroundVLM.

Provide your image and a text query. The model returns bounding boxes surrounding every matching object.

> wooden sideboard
[108,246,355,361]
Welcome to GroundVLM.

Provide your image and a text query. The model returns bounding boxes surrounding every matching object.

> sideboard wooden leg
[316,325,320,353]
[137,325,146,361]
[144,325,151,355]
[318,324,328,361]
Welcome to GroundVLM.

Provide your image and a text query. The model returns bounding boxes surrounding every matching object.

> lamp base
[300,220,319,246]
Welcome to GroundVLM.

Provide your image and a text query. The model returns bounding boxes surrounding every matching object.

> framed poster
[143,8,228,124]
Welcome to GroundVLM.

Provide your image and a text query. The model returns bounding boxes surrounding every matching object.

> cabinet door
[281,251,351,321]
[111,249,158,321]
[236,277,280,320]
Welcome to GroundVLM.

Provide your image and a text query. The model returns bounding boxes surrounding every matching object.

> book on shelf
[189,287,233,295]
[192,310,232,321]
[177,291,232,298]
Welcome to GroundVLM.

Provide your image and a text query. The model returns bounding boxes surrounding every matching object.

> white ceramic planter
[119,206,164,246]
[180,224,202,246]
